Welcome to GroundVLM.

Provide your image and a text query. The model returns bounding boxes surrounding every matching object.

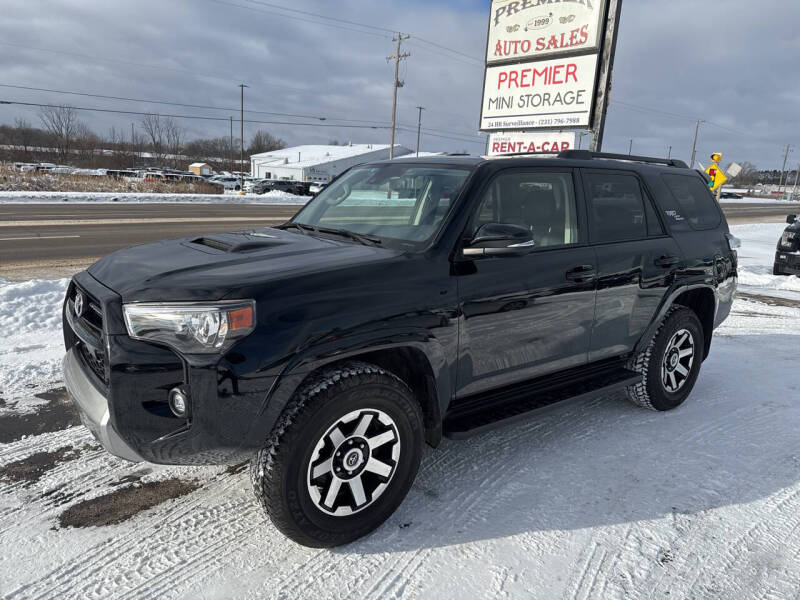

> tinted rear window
[585,173,647,243]
[662,174,721,230]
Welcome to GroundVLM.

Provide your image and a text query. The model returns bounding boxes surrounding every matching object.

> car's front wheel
[250,361,423,547]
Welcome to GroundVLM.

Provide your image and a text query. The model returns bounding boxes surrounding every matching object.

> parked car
[254,179,305,195]
[773,214,800,276]
[309,182,329,195]
[63,151,737,547]
[720,192,744,199]
[208,176,241,191]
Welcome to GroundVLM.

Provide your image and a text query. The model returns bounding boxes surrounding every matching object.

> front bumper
[63,348,143,462]
[774,250,800,275]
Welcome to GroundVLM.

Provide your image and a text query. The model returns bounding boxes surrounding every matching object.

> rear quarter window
[662,174,721,230]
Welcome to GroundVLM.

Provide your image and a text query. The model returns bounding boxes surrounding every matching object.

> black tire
[773,263,787,276]
[250,361,423,547]
[626,306,704,411]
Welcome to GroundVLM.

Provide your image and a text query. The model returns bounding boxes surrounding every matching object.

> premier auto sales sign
[487,0,606,63]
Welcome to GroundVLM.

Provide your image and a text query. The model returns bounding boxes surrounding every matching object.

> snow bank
[0,191,308,205]
[720,196,799,205]
[0,278,69,406]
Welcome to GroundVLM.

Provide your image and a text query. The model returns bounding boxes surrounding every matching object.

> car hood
[88,227,400,302]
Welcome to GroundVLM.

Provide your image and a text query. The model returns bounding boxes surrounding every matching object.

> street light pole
[778,144,793,191]
[239,84,248,193]
[415,106,424,157]
[668,145,672,159]
[628,138,633,155]
[230,116,234,174]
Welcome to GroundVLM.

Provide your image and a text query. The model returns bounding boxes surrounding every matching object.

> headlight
[780,231,798,249]
[123,301,255,354]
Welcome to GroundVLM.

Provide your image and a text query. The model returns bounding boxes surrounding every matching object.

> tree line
[0,106,287,171]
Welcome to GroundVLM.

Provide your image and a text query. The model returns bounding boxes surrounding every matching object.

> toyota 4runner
[62,151,738,547]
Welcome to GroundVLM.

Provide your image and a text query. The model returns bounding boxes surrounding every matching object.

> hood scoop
[189,232,286,253]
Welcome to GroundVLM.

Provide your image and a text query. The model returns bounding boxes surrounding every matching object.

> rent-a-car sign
[486,0,607,64]
[480,53,597,131]
[488,131,577,155]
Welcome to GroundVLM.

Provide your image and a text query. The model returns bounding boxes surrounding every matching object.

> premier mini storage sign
[480,54,597,130]
[487,0,606,63]
[480,0,610,133]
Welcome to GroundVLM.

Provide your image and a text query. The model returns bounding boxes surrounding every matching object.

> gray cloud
[0,0,796,168]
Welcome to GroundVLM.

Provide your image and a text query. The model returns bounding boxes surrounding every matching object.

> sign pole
[589,0,623,152]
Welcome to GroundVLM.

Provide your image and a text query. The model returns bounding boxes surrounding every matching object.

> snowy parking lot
[2,223,800,599]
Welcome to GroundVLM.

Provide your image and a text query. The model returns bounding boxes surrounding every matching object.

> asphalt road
[1,201,797,278]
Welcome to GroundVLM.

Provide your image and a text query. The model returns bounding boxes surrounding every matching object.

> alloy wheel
[307,408,400,516]
[660,328,695,393]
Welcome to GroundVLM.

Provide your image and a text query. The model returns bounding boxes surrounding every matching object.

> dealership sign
[480,53,597,131]
[488,131,577,156]
[486,0,607,64]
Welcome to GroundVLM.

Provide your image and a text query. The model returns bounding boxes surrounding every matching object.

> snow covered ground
[1,223,799,599]
[0,190,308,205]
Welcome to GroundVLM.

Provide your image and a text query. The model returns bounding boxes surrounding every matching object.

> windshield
[291,164,473,245]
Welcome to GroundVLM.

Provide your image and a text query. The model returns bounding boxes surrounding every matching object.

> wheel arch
[635,284,718,360]
[253,339,450,451]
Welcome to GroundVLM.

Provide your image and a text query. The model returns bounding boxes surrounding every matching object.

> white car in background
[309,182,329,195]
[208,176,242,191]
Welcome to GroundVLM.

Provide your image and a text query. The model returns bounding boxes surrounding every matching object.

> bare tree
[731,161,759,189]
[247,129,286,155]
[39,105,81,162]
[164,117,184,168]
[141,113,167,164]
[12,118,36,160]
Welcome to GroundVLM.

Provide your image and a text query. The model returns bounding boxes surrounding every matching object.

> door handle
[566,265,596,282]
[655,255,680,268]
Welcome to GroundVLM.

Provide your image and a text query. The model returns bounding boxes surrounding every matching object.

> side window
[586,173,648,243]
[473,172,579,248]
[662,174,721,230]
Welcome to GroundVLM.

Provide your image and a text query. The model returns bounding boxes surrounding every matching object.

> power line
[206,0,391,39]
[0,83,390,126]
[239,0,396,34]
[0,99,392,130]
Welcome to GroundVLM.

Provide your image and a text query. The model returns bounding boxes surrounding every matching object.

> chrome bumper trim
[63,348,143,463]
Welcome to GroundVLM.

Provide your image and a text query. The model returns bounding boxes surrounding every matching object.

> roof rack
[557,150,689,168]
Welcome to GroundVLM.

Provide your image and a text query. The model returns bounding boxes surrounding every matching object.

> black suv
[62,151,738,547]
[773,213,800,276]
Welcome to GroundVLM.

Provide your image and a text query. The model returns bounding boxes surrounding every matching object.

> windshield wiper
[314,226,383,246]
[280,222,382,246]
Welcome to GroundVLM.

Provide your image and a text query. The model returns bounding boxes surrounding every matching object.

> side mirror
[787,214,797,224]
[463,223,535,257]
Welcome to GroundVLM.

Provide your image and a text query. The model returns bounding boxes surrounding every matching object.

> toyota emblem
[74,292,85,317]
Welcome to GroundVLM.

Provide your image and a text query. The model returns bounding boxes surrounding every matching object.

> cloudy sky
[0,0,797,169]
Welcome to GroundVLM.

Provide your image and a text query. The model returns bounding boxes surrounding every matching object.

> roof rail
[557,150,689,169]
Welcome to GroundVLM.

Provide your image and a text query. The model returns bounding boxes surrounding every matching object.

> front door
[455,168,598,399]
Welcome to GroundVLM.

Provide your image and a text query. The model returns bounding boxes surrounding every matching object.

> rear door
[455,167,598,398]
[582,169,683,362]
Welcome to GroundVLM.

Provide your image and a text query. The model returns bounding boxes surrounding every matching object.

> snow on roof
[189,162,211,167]
[250,144,409,168]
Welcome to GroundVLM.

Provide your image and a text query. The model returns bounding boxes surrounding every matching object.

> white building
[250,144,412,182]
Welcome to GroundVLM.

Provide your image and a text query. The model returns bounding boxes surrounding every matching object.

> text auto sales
[493,25,589,59]
[490,63,587,110]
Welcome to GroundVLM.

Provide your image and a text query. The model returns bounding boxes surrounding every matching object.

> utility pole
[628,139,633,155]
[388,33,410,159]
[415,106,424,157]
[791,163,799,201]
[690,120,703,169]
[230,116,234,174]
[778,144,793,191]
[239,84,248,192]
[668,145,672,159]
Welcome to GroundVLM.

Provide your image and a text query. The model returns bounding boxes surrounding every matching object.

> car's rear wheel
[250,361,423,547]
[626,306,704,411]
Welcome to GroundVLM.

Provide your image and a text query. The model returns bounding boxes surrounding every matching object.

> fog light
[168,387,189,418]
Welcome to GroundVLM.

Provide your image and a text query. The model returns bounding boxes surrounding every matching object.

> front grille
[79,341,107,384]
[68,283,108,385]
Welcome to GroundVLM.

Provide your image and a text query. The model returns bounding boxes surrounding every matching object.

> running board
[443,365,641,440]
